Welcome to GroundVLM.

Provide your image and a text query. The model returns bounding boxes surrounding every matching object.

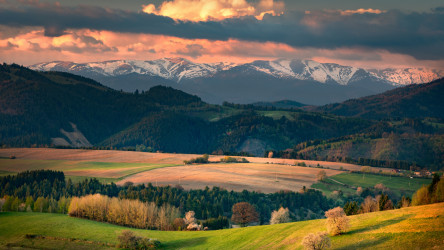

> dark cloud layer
[0,4,443,59]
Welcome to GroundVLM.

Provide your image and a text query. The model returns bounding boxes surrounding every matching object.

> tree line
[0,170,334,224]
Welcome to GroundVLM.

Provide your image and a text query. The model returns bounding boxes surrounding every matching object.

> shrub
[297,162,307,167]
[301,232,331,250]
[220,156,249,163]
[270,207,290,224]
[118,230,139,249]
[325,207,350,236]
[117,230,160,249]
[184,154,209,165]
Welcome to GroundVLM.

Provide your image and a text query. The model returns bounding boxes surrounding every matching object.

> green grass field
[0,159,177,183]
[312,172,432,198]
[0,203,442,249]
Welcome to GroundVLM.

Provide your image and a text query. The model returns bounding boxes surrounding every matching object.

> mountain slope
[1,64,442,164]
[316,78,444,119]
[0,64,202,147]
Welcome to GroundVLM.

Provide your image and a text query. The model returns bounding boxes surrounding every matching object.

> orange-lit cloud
[142,0,284,21]
[340,8,386,16]
[1,28,443,71]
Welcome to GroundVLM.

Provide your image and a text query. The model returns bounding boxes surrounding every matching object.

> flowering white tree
[325,207,350,236]
[270,207,290,224]
[302,232,331,250]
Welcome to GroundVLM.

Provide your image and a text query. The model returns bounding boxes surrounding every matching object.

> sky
[0,0,443,69]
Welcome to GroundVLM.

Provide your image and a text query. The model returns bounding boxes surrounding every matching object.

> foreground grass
[312,172,431,198]
[0,203,443,249]
[0,159,177,183]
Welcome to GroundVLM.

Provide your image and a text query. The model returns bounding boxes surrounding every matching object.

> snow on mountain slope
[31,58,237,82]
[30,58,442,86]
[246,59,367,85]
[369,68,444,85]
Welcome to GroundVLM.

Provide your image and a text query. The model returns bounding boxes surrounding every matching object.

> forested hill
[0,63,203,147]
[0,63,443,168]
[315,78,444,119]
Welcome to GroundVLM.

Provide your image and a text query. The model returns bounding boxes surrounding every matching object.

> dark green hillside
[279,133,444,170]
[0,64,203,147]
[1,63,443,165]
[316,78,444,119]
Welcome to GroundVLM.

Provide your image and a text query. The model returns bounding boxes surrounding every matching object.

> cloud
[0,3,443,60]
[142,0,284,21]
[340,8,386,16]
[176,44,205,58]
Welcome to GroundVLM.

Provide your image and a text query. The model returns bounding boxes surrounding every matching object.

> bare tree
[325,207,350,236]
[231,202,259,227]
[361,196,379,213]
[270,207,290,224]
[317,170,327,181]
[301,232,331,250]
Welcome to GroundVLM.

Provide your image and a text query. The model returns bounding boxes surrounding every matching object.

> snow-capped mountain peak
[29,58,442,86]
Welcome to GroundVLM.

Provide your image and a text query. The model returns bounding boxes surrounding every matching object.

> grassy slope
[0,203,443,249]
[0,159,177,183]
[312,172,431,198]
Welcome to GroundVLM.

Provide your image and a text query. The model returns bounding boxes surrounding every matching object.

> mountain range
[30,58,443,105]
[1,63,443,168]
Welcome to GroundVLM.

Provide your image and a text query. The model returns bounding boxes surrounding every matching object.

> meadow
[0,158,177,183]
[312,172,432,198]
[0,203,442,249]
[0,148,363,192]
[117,163,342,193]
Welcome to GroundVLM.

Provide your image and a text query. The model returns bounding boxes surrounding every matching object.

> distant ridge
[251,100,307,108]
[316,78,444,119]
[29,58,443,105]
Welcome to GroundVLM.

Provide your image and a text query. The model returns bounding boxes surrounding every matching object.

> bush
[220,156,249,163]
[184,154,209,164]
[117,230,160,249]
[325,207,350,236]
[301,232,331,250]
[297,162,307,167]
[270,207,290,224]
